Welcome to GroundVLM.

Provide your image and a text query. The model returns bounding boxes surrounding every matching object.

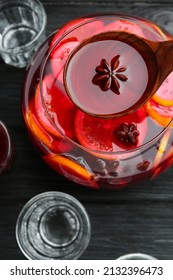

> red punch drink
[22,14,173,189]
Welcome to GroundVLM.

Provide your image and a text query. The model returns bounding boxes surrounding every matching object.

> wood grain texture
[1,0,173,260]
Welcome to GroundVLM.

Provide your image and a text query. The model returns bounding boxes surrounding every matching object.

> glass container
[0,0,46,68]
[22,14,173,189]
[16,192,91,259]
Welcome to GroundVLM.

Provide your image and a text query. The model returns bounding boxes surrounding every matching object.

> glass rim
[0,121,12,173]
[0,0,47,54]
[40,13,172,156]
[116,252,157,260]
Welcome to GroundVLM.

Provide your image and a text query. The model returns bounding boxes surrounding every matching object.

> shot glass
[117,253,157,260]
[0,121,13,175]
[16,192,91,259]
[0,0,47,68]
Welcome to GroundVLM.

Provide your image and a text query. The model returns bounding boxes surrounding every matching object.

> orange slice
[145,99,173,127]
[152,72,173,106]
[26,111,72,153]
[26,111,54,150]
[49,18,104,58]
[75,108,147,152]
[49,18,86,56]
[43,154,98,188]
[50,39,79,83]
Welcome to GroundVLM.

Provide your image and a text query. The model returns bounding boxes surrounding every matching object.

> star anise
[137,160,150,171]
[92,55,128,95]
[115,123,139,146]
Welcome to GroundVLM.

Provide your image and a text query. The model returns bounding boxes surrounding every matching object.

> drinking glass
[0,121,13,174]
[0,0,47,68]
[117,253,157,260]
[21,14,173,189]
[16,192,91,259]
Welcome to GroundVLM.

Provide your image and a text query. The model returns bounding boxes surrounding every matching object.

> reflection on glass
[117,253,157,260]
[0,121,13,175]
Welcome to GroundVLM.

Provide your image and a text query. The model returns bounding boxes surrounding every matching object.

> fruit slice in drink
[75,108,147,152]
[50,39,79,83]
[145,99,173,127]
[43,154,98,188]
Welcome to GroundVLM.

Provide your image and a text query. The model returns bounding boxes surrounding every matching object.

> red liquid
[0,122,13,174]
[22,15,173,189]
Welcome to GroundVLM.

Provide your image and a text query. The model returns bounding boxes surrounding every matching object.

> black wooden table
[1,0,173,260]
